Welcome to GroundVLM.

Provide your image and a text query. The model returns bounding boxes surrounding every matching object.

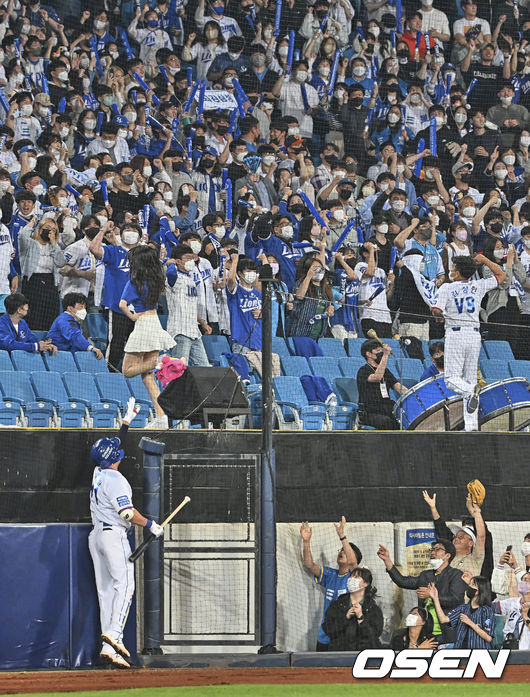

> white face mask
[122,230,139,246]
[153,200,166,211]
[396,165,405,176]
[278,46,289,58]
[521,136,530,147]
[183,259,196,272]
[270,262,279,275]
[0,181,10,194]
[435,116,445,127]
[57,70,68,82]
[426,195,439,206]
[236,151,248,163]
[94,19,106,30]
[39,106,50,118]
[455,228,468,242]
[369,26,380,37]
[429,557,444,570]
[214,225,225,238]
[20,104,33,117]
[84,118,96,130]
[419,261,425,274]
[49,165,58,176]
[125,111,137,123]
[281,225,294,239]
[76,308,87,321]
[377,224,388,234]
[313,270,325,281]
[410,93,422,105]
[347,576,362,593]
[263,29,273,40]
[392,201,405,213]
[96,215,107,227]
[503,155,516,166]
[500,96,513,105]
[405,613,419,627]
[80,57,90,69]
[521,541,530,556]
[495,168,508,180]
[243,271,258,284]
[189,240,202,254]
[388,113,400,124]
[524,238,530,249]
[57,196,68,207]
[462,206,476,217]
[494,248,506,260]
[319,67,330,78]
[163,191,173,202]
[363,187,375,197]
[379,182,389,192]
[33,184,44,196]
[288,127,300,136]
[262,155,275,166]
[102,138,115,149]
[27,156,37,170]
[333,209,345,222]
[295,70,308,82]
[455,113,467,124]
[335,88,345,100]
[353,65,366,77]
[118,128,128,139]
[143,166,152,178]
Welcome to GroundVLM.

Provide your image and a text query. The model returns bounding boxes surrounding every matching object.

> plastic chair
[30,371,87,427]
[308,356,341,384]
[44,350,78,373]
[346,338,366,357]
[484,340,515,362]
[480,359,509,382]
[201,335,231,366]
[86,312,108,344]
[317,337,348,358]
[0,350,13,371]
[74,351,109,373]
[95,372,150,425]
[63,372,120,427]
[272,376,328,430]
[0,370,36,404]
[10,350,47,372]
[0,401,21,426]
[281,355,310,377]
[271,337,291,359]
[509,360,530,381]
[332,377,359,409]
[399,358,425,389]
[339,357,365,378]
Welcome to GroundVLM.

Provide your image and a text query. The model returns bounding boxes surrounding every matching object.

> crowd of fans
[301,492,530,651]
[1,0,530,425]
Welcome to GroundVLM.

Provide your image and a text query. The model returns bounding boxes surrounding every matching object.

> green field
[8,685,530,697]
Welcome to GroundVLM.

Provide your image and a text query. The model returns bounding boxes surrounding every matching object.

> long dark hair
[350,567,377,603]
[471,575,492,607]
[296,252,333,301]
[128,245,165,309]
[406,606,434,642]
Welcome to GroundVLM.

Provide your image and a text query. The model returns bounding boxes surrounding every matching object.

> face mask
[426,195,439,206]
[235,151,249,163]
[289,204,305,215]
[405,614,419,627]
[455,113,467,125]
[212,4,225,14]
[153,200,166,211]
[122,230,139,246]
[162,191,173,202]
[455,228,467,242]
[346,576,362,593]
[494,248,506,260]
[49,164,58,176]
[524,238,530,248]
[462,206,476,217]
[125,111,137,123]
[33,184,44,196]
[518,581,530,595]
[410,93,421,105]
[388,113,400,124]
[84,118,96,130]
[227,53,240,62]
[39,106,50,118]
[313,271,325,281]
[521,542,530,556]
[338,188,352,200]
[143,166,152,178]
[335,88,345,100]
[379,182,389,192]
[183,259,196,272]
[434,356,444,369]
[243,271,257,284]
[495,168,508,180]
[352,65,366,77]
[363,187,375,197]
[392,201,405,213]
[118,128,128,139]
[262,155,275,166]
[148,19,159,28]
[318,66,330,78]
[102,138,115,149]
[189,240,202,254]
[76,308,87,321]
[503,155,516,166]
[281,225,294,239]
[102,96,114,107]
[332,209,345,223]
[419,261,426,274]
[396,165,405,176]
[214,225,225,238]
[424,170,434,180]
[278,46,289,58]
[264,29,273,40]
[57,196,68,208]
[351,96,364,107]
[252,55,266,68]
[57,71,68,82]
[373,352,383,364]
[94,19,106,30]
[202,157,215,169]
[20,104,33,117]
[429,557,444,570]
[435,116,445,127]
[500,96,513,105]
[369,26,380,38]
[465,587,477,600]
[296,70,308,82]
[490,221,503,234]
[0,181,9,195]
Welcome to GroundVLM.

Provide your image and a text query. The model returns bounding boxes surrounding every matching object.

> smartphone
[506,545,513,552]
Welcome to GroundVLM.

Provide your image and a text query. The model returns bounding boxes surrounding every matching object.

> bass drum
[393,375,463,431]
[478,378,530,431]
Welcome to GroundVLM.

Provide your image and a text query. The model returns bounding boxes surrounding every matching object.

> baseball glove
[467,479,485,507]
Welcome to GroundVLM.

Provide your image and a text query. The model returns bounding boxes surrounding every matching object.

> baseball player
[88,398,164,668]
[432,255,506,431]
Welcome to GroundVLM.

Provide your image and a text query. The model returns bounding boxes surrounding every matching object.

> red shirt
[401,30,436,60]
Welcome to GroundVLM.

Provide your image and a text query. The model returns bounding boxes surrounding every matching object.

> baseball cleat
[467,383,481,413]
[101,633,130,658]
[100,649,130,669]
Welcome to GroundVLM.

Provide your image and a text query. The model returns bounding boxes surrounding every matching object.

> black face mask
[350,97,363,107]
[490,221,503,234]
[121,173,134,186]
[373,352,383,364]
[316,10,327,19]
[418,227,431,240]
[216,124,228,135]
[84,227,99,240]
[40,229,51,242]
[459,173,471,183]
[194,136,205,148]
[434,356,444,370]
[325,154,338,167]
[289,203,305,215]
[172,160,183,172]
[338,188,353,200]
[202,157,215,169]
[397,49,409,59]
[465,588,477,600]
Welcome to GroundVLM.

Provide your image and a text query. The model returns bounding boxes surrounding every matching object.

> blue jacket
[0,313,39,352]
[48,312,91,352]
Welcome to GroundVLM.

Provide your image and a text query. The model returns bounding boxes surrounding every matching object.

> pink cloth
[155,355,187,387]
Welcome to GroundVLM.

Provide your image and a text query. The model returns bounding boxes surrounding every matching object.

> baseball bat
[366,328,395,356]
[129,495,191,562]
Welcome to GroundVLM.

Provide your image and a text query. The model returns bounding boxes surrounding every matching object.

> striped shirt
[447,604,495,649]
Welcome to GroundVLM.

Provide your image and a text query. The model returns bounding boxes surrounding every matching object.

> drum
[478,378,530,431]
[393,375,463,431]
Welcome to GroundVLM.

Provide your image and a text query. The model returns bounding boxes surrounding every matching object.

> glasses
[431,546,446,553]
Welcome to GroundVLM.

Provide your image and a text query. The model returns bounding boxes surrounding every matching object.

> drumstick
[366,329,395,356]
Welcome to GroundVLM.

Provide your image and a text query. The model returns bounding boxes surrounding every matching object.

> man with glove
[88,398,164,668]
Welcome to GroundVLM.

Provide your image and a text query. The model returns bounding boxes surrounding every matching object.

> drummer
[420,342,445,382]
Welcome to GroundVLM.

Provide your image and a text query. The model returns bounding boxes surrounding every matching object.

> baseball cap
[285,135,305,148]
[452,161,473,175]
[459,526,477,544]
[338,177,354,186]
[34,93,52,106]
[202,146,219,157]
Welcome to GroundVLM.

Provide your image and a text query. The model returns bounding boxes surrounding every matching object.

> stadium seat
[272,376,328,430]
[74,351,109,373]
[126,376,155,413]
[0,370,36,404]
[10,350,47,372]
[271,337,290,358]
[86,313,108,344]
[308,356,341,384]
[339,357,365,378]
[43,350,78,373]
[0,350,13,371]
[280,355,309,377]
[247,386,262,428]
[484,340,515,362]
[346,337,365,357]
[317,337,347,358]
[30,371,87,427]
[480,359,508,382]
[202,334,230,366]
[0,400,21,426]
[32,330,48,342]
[399,358,424,389]
[328,404,355,430]
[332,377,359,408]
[509,360,530,381]
[95,372,150,426]
[63,372,120,428]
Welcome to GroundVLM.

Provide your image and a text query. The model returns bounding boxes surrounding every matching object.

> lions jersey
[90,467,134,529]
[434,276,498,329]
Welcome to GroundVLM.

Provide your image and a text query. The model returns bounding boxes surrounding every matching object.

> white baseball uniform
[88,466,135,654]
[434,275,498,430]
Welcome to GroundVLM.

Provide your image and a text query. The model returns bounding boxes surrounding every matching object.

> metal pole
[259,273,277,648]
[139,436,166,654]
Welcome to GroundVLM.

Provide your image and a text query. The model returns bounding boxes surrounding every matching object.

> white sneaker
[101,632,130,659]
[100,649,130,669]
[145,415,169,429]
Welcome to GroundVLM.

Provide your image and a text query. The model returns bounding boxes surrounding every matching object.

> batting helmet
[91,437,124,468]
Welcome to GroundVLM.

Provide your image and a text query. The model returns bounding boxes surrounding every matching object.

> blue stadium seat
[0,350,13,370]
[339,357,365,377]
[332,377,359,408]
[30,371,87,427]
[317,337,347,358]
[126,376,155,420]
[32,330,48,342]
[308,356,341,384]
[346,338,366,357]
[271,337,290,358]
[247,387,262,428]
[202,334,230,366]
[399,358,424,389]
[281,355,309,377]
[95,372,150,426]
[0,401,21,426]
[74,351,109,372]
[10,350,47,372]
[63,372,120,428]
[0,370,36,404]
[43,350,78,373]
[272,376,328,430]
[86,312,108,344]
[480,359,508,382]
[484,340,515,362]
[509,360,530,381]
[328,404,355,430]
